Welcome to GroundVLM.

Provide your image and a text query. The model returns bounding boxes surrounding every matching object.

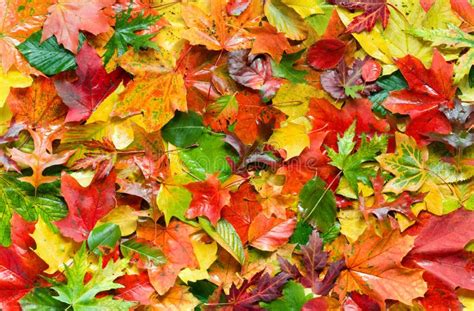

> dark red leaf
[54,43,127,122]
[330,0,390,33]
[307,39,346,70]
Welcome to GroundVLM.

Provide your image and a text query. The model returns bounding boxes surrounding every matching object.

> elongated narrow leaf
[17,31,85,76]
[299,177,337,233]
[121,239,166,265]
[88,223,121,255]
[199,218,245,264]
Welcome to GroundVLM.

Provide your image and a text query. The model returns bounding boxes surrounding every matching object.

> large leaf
[161,111,205,148]
[51,244,134,310]
[17,31,84,76]
[0,173,67,247]
[179,132,238,181]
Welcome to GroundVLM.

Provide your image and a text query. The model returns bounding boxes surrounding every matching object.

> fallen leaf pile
[0,0,473,310]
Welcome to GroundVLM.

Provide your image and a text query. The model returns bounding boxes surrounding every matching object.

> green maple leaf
[271,50,308,83]
[260,281,313,311]
[103,7,161,64]
[327,122,388,193]
[0,173,67,247]
[409,24,474,83]
[51,244,134,311]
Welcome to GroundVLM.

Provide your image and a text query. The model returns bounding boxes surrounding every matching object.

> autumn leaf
[182,0,261,51]
[330,0,390,33]
[137,219,198,295]
[249,22,291,63]
[307,38,347,70]
[382,50,456,118]
[150,285,200,310]
[112,72,187,132]
[0,243,47,309]
[7,76,67,128]
[336,226,427,307]
[41,0,114,52]
[404,209,474,291]
[10,128,75,189]
[184,174,231,225]
[50,244,134,310]
[376,132,429,194]
[55,170,117,242]
[248,212,297,251]
[54,43,127,123]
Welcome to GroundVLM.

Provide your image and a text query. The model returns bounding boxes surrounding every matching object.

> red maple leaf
[383,50,456,118]
[330,0,390,33]
[55,170,117,242]
[404,209,474,291]
[222,182,262,244]
[54,43,127,123]
[41,0,114,52]
[0,244,47,309]
[185,174,231,225]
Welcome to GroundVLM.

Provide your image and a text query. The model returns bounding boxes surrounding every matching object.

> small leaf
[87,223,121,255]
[271,50,308,83]
[199,217,245,264]
[121,238,166,265]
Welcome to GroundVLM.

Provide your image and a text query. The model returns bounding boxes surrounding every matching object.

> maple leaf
[181,0,261,51]
[184,174,231,225]
[0,0,46,75]
[321,58,380,100]
[10,128,75,189]
[103,7,161,65]
[376,132,429,194]
[7,76,67,128]
[41,0,114,53]
[137,219,198,295]
[226,270,291,309]
[404,209,474,291]
[307,38,347,70]
[279,231,345,296]
[249,21,291,62]
[54,170,116,242]
[115,272,155,305]
[247,212,297,251]
[327,122,388,193]
[383,50,456,118]
[150,285,200,310]
[203,94,239,132]
[0,244,47,309]
[222,182,262,244]
[359,174,426,221]
[51,244,134,310]
[336,226,427,307]
[54,43,127,123]
[330,0,390,33]
[111,72,187,132]
[233,92,285,145]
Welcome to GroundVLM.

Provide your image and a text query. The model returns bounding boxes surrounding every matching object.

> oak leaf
[10,129,75,189]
